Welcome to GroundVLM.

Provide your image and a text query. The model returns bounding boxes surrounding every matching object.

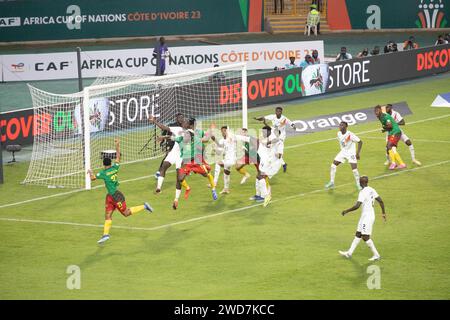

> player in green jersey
[88,138,153,244]
[374,105,406,170]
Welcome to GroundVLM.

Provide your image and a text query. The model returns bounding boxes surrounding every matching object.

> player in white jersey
[149,116,191,197]
[325,121,363,191]
[255,107,296,173]
[256,125,283,207]
[339,176,386,261]
[211,126,237,194]
[385,104,421,166]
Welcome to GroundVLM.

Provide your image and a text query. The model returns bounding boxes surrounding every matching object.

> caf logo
[417,0,447,28]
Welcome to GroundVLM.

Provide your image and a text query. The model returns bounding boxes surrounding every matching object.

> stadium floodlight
[23,62,248,189]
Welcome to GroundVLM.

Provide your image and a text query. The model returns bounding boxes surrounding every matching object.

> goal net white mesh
[23,63,247,189]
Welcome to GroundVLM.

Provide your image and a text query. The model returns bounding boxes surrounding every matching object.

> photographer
[357,48,369,58]
[435,34,448,45]
[384,41,398,54]
[370,46,380,56]
[335,47,352,61]
[403,36,419,50]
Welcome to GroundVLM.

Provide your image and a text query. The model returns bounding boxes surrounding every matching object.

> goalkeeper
[88,138,153,244]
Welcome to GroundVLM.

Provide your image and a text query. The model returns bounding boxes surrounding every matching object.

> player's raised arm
[356,139,363,160]
[149,115,171,133]
[341,201,362,216]
[115,138,121,163]
[375,196,387,222]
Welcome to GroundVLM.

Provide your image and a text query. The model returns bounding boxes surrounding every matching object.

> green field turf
[1,74,450,299]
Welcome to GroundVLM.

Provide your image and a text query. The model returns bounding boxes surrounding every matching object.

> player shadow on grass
[339,255,378,288]
[137,226,197,255]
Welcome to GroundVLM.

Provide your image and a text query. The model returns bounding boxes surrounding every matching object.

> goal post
[23,62,248,190]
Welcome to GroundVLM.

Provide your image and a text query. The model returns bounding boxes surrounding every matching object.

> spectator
[383,41,398,53]
[370,46,380,56]
[445,33,450,43]
[357,48,369,58]
[299,54,315,69]
[311,49,320,64]
[435,34,448,45]
[153,37,170,76]
[285,56,298,69]
[335,47,352,61]
[403,36,419,50]
[305,4,320,36]
[274,0,284,14]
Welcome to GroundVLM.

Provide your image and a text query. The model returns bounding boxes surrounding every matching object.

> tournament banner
[290,102,412,135]
[2,41,324,82]
[328,43,450,92]
[328,0,449,30]
[0,0,264,42]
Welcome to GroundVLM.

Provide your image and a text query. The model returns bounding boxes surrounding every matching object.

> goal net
[23,63,247,189]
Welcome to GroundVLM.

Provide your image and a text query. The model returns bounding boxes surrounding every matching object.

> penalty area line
[1,159,449,232]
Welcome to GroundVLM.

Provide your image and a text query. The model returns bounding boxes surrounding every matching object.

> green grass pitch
[1,74,449,299]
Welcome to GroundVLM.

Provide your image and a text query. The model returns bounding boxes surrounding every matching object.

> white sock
[255,179,261,196]
[330,164,337,183]
[157,176,164,189]
[259,178,268,198]
[214,165,221,186]
[386,154,390,161]
[281,157,286,165]
[348,237,361,255]
[352,168,360,185]
[223,174,230,189]
[175,188,181,201]
[409,144,415,160]
[366,239,380,257]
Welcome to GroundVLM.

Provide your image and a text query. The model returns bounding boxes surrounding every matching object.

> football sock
[255,179,261,196]
[352,169,360,185]
[281,158,286,165]
[259,178,268,198]
[130,205,145,215]
[207,173,215,190]
[392,147,405,165]
[175,188,181,201]
[224,174,230,189]
[330,164,337,183]
[265,177,271,195]
[409,144,415,160]
[214,165,221,186]
[366,239,380,257]
[157,176,164,190]
[237,167,248,176]
[181,180,190,190]
[388,149,396,164]
[348,236,361,255]
[103,219,112,236]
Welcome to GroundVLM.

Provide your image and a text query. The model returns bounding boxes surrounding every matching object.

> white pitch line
[362,136,450,144]
[1,113,449,210]
[1,159,449,232]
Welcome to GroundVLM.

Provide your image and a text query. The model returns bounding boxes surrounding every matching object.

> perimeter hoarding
[1,41,324,82]
[0,0,264,42]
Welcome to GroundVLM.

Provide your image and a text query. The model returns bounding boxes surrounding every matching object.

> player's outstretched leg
[98,211,113,244]
[339,232,362,258]
[221,168,231,194]
[325,161,339,189]
[363,235,381,261]
[155,161,171,194]
[405,139,421,166]
[236,165,251,184]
